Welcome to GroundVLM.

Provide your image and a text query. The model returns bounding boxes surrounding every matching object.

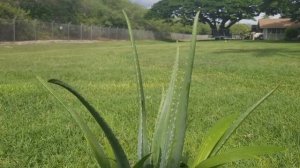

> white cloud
[130,0,160,8]
[239,13,281,25]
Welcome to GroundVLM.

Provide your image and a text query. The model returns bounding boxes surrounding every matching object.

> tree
[261,0,300,21]
[146,0,262,36]
[18,0,82,23]
[0,2,28,19]
[76,0,147,28]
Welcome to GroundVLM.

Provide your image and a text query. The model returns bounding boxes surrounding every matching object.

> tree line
[0,0,146,27]
[0,0,298,35]
[147,0,300,36]
[0,0,210,34]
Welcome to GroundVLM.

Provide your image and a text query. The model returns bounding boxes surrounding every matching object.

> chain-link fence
[0,18,220,41]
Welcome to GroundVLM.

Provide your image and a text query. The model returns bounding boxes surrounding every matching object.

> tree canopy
[0,0,210,33]
[75,0,147,27]
[0,2,28,19]
[146,0,262,36]
[18,0,81,23]
[0,0,146,28]
[261,0,300,21]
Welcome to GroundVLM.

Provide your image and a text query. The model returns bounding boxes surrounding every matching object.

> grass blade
[196,146,284,168]
[151,41,180,167]
[191,114,237,167]
[210,85,280,156]
[133,153,152,168]
[122,10,149,160]
[48,79,130,168]
[166,11,200,167]
[37,76,111,168]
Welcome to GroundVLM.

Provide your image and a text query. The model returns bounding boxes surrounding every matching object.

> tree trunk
[202,17,238,37]
[211,28,230,37]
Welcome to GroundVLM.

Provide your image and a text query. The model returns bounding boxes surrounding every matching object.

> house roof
[258,18,300,29]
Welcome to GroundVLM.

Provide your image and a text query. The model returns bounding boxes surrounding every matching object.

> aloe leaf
[154,87,166,135]
[150,88,165,166]
[103,140,117,168]
[210,85,280,156]
[155,149,162,168]
[151,41,180,167]
[122,10,149,160]
[196,146,284,168]
[165,11,200,168]
[133,153,152,168]
[191,114,238,167]
[47,79,130,168]
[37,77,111,168]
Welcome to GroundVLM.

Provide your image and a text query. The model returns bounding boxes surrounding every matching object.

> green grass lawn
[0,40,299,167]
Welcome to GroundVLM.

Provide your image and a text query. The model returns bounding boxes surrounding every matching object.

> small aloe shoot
[196,146,284,168]
[191,86,283,168]
[210,85,280,157]
[39,10,284,168]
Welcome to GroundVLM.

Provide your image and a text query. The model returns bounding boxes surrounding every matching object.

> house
[258,18,300,40]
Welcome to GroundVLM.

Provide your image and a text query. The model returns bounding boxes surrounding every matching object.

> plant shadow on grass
[243,40,300,44]
[213,48,300,58]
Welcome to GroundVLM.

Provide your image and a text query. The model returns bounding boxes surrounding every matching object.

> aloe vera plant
[38,11,284,168]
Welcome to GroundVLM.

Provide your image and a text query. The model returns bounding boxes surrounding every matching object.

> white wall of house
[262,28,285,40]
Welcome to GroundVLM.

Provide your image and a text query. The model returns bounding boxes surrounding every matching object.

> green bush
[145,19,211,34]
[285,28,299,40]
[230,24,251,39]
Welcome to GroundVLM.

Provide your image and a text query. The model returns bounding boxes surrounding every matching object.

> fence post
[80,24,83,40]
[12,18,16,41]
[34,19,37,40]
[116,27,119,39]
[51,21,54,39]
[68,22,71,40]
[90,25,93,40]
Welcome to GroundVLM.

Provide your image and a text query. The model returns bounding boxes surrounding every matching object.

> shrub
[230,24,251,39]
[285,28,299,40]
[38,11,283,168]
[145,19,211,35]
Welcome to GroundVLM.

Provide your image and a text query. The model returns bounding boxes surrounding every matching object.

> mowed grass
[0,40,299,167]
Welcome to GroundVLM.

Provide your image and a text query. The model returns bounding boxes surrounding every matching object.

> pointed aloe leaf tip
[165,11,200,167]
[123,10,149,161]
[37,76,111,168]
[48,79,130,168]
